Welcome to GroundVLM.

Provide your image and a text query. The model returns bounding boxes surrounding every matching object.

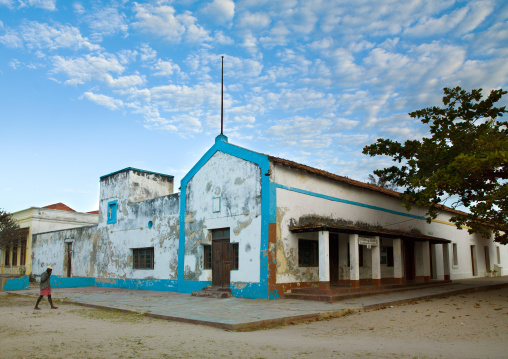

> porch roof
[289,223,451,244]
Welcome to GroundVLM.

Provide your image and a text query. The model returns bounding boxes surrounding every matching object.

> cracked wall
[184,151,262,284]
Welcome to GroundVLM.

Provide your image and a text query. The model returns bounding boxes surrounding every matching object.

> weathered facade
[1,204,98,276]
[31,135,507,299]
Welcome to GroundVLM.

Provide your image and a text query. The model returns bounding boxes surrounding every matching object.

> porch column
[349,233,360,287]
[371,236,381,286]
[442,243,451,281]
[393,238,403,284]
[422,241,431,282]
[318,231,330,286]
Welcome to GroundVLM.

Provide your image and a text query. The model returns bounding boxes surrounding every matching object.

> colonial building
[31,135,507,299]
[1,203,98,276]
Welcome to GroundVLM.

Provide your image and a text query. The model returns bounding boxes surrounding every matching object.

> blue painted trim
[212,197,221,213]
[95,278,178,292]
[100,167,174,180]
[274,184,425,220]
[107,200,117,224]
[178,135,272,299]
[2,276,29,291]
[51,276,94,288]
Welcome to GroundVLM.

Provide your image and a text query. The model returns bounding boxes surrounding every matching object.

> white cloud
[201,0,235,24]
[20,0,56,11]
[0,30,22,48]
[85,6,128,40]
[83,92,124,110]
[8,21,100,51]
[133,3,210,43]
[151,59,181,76]
[51,54,125,86]
[237,12,271,29]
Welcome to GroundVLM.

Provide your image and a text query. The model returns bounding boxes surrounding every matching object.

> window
[386,246,394,267]
[20,240,26,266]
[298,239,318,267]
[133,247,154,269]
[107,200,117,224]
[212,228,230,239]
[452,243,458,267]
[232,243,239,270]
[203,245,212,269]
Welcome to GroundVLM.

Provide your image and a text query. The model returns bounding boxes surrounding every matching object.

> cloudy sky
[1,0,507,213]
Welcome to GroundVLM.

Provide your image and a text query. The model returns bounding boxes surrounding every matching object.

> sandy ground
[0,288,507,359]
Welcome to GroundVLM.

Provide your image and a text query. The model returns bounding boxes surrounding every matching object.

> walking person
[34,266,58,310]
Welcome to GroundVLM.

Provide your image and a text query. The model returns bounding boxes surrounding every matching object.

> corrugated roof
[289,223,450,243]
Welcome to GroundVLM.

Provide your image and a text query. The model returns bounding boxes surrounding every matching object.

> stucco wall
[32,193,180,281]
[272,163,507,283]
[183,151,262,285]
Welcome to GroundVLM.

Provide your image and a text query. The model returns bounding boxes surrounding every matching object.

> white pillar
[422,241,431,282]
[318,231,330,283]
[393,238,403,284]
[339,235,348,281]
[443,243,451,281]
[349,233,360,287]
[371,236,381,286]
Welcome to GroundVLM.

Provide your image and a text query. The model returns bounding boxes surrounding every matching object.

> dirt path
[1,287,507,359]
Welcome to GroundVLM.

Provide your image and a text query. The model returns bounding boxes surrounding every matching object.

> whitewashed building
[31,135,507,299]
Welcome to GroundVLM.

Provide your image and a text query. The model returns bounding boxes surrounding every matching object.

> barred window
[298,239,318,267]
[133,248,154,269]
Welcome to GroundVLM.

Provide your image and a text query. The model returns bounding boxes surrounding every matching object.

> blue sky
[1,0,507,213]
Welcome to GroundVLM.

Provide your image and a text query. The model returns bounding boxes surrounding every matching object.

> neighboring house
[31,135,507,299]
[1,203,98,276]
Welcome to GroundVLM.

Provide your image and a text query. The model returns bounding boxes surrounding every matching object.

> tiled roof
[87,210,99,214]
[42,203,76,212]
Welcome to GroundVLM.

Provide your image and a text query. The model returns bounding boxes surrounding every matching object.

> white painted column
[422,241,431,282]
[349,233,360,287]
[339,235,348,281]
[393,238,403,284]
[318,231,330,283]
[442,243,451,281]
[371,236,381,286]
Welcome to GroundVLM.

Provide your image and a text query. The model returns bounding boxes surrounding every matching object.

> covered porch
[288,223,451,299]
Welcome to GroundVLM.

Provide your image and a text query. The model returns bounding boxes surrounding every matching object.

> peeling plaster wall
[128,170,173,203]
[272,164,506,283]
[33,169,180,283]
[184,151,262,284]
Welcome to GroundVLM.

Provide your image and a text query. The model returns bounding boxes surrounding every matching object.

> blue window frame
[212,197,221,213]
[107,200,117,224]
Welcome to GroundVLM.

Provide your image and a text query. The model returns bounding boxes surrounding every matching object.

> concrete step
[191,287,233,299]
[286,281,452,303]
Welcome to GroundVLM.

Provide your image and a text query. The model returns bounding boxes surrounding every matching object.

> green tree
[363,87,508,243]
[367,173,398,191]
[0,209,23,251]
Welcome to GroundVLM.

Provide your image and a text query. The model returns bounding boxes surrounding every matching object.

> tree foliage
[367,174,398,191]
[363,87,508,244]
[0,209,23,251]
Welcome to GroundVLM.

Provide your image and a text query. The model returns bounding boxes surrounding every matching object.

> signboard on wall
[359,236,379,247]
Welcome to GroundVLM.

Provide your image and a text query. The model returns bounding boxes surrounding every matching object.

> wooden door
[212,239,231,288]
[484,246,491,272]
[329,233,339,285]
[66,242,72,277]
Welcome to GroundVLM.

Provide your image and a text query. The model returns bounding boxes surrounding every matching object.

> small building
[1,203,98,276]
[31,135,507,298]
